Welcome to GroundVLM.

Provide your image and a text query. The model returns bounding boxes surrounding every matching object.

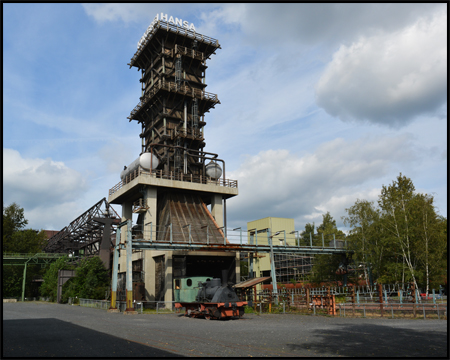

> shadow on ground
[286,323,447,358]
[3,318,184,357]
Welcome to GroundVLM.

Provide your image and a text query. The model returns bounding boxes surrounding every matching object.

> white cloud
[315,10,447,127]
[82,3,154,23]
[226,134,417,230]
[200,4,444,49]
[3,149,88,219]
[97,139,135,174]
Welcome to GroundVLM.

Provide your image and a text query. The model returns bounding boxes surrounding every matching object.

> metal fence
[336,302,447,320]
[78,299,178,314]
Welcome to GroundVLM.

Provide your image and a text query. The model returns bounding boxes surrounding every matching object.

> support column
[165,252,173,303]
[143,186,157,302]
[124,219,137,314]
[143,187,157,241]
[119,201,133,276]
[21,260,29,302]
[109,225,121,312]
[211,194,223,228]
[235,252,240,283]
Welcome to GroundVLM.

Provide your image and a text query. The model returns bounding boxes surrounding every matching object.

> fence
[79,299,178,314]
[237,284,447,319]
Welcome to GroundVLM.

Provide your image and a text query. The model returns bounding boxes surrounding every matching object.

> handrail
[129,20,220,68]
[109,168,237,196]
[128,79,219,120]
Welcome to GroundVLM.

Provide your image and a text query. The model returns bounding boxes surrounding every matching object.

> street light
[273,230,286,246]
[290,230,299,246]
[233,227,242,245]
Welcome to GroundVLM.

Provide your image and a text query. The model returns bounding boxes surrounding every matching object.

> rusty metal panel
[234,276,272,289]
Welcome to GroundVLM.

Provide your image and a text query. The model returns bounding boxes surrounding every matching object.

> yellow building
[246,217,315,291]
[246,217,295,284]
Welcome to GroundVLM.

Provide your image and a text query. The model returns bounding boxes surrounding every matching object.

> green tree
[343,199,386,284]
[3,203,49,298]
[300,222,316,246]
[378,173,420,289]
[309,213,347,285]
[39,256,73,301]
[343,173,447,292]
[62,257,110,302]
[3,202,47,253]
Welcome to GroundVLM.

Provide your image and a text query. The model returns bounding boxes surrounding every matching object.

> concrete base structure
[109,173,239,304]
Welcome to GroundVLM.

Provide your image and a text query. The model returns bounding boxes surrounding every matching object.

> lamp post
[269,231,281,305]
[233,227,242,245]
[276,230,286,246]
[290,230,299,246]
[247,228,257,279]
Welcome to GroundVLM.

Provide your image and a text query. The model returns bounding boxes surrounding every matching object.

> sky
[3,3,447,235]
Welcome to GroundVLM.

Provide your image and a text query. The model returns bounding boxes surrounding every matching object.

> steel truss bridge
[44,198,121,268]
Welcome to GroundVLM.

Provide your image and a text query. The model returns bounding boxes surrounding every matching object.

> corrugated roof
[234,276,272,288]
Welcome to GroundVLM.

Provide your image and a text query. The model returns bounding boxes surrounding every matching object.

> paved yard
[3,302,447,357]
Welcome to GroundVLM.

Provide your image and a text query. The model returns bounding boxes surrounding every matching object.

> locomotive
[175,270,249,320]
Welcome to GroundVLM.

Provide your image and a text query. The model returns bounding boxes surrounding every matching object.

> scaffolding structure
[274,253,315,283]
[127,18,221,178]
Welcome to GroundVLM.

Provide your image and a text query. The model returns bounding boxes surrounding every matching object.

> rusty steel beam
[44,198,120,266]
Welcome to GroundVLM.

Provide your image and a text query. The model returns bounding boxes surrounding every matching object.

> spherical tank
[120,152,159,180]
[205,161,222,179]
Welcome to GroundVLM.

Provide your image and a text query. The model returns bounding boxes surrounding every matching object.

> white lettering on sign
[137,13,196,49]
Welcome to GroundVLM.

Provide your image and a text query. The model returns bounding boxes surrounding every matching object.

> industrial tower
[108,15,239,305]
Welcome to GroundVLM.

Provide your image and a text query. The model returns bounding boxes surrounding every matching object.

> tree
[309,213,347,285]
[3,202,47,253]
[378,173,420,290]
[343,199,386,284]
[343,173,447,292]
[3,203,49,298]
[39,257,73,301]
[62,257,111,303]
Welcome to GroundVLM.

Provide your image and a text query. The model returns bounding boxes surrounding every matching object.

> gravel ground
[3,302,448,357]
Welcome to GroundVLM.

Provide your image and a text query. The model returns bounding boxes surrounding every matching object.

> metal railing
[129,20,220,67]
[109,167,237,196]
[129,78,219,120]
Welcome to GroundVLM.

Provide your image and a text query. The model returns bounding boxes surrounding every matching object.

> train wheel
[238,307,245,318]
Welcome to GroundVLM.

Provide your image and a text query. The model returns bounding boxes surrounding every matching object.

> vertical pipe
[310,233,312,247]
[125,220,134,311]
[269,230,278,305]
[322,233,324,248]
[184,101,187,133]
[224,199,227,238]
[21,260,29,302]
[110,226,121,310]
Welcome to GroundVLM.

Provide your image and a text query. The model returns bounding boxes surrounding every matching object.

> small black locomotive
[175,270,248,320]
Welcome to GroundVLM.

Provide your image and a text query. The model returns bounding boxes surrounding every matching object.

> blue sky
[3,3,447,233]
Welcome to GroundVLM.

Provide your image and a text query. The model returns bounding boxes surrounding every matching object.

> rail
[129,20,220,68]
[109,168,238,196]
[129,78,219,120]
[175,44,204,61]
